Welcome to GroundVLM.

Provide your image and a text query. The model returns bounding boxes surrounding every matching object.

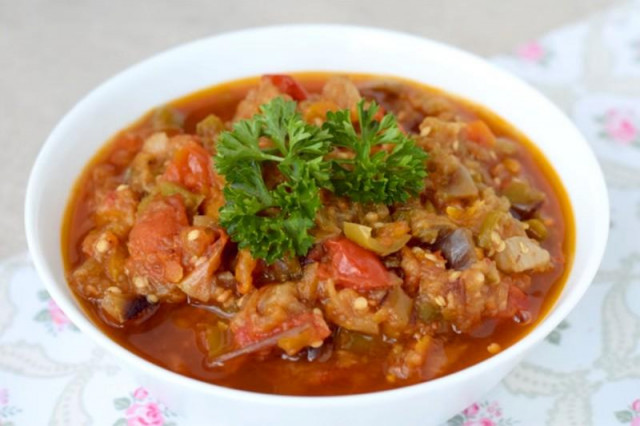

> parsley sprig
[323,101,428,204]
[215,98,332,263]
[214,97,427,262]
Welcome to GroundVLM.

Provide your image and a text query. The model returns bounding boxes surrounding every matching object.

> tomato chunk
[263,74,309,101]
[231,283,330,355]
[319,237,399,290]
[465,120,496,147]
[161,138,214,194]
[127,195,188,287]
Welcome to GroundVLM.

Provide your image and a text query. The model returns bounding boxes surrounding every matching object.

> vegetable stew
[63,73,574,396]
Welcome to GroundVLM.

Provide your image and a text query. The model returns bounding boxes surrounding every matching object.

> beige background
[0,0,621,257]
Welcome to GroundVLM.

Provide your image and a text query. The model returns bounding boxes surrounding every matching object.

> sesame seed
[187,229,200,241]
[133,276,148,290]
[313,308,323,317]
[353,297,368,311]
[420,126,432,137]
[116,184,129,192]
[448,271,461,282]
[434,295,446,307]
[310,340,323,348]
[95,238,110,253]
[519,241,529,253]
[490,231,502,245]
[423,253,439,262]
[216,289,232,303]
[487,343,501,354]
[496,240,506,253]
[146,294,159,304]
[364,212,379,222]
[452,140,460,151]
[107,286,121,294]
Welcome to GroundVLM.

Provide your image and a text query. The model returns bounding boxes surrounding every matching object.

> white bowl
[25,25,609,426]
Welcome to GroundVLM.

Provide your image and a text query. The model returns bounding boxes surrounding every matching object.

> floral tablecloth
[2,2,640,425]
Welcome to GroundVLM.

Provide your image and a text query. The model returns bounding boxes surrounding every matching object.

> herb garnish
[214,97,427,262]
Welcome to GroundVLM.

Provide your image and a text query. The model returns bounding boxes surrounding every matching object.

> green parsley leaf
[214,97,331,263]
[323,100,428,204]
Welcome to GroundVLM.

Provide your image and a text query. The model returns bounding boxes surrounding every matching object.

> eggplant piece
[443,162,478,200]
[503,180,545,220]
[100,290,157,325]
[256,256,303,283]
[434,228,477,270]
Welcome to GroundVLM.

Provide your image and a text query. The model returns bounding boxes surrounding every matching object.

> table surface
[0,0,622,257]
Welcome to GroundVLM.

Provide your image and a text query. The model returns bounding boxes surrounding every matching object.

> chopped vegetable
[465,120,496,147]
[334,328,384,355]
[495,236,551,273]
[441,158,478,199]
[203,321,232,358]
[380,286,413,338]
[525,218,548,240]
[435,228,477,270]
[343,222,410,256]
[415,299,439,323]
[151,106,184,131]
[263,74,309,101]
[319,237,401,290]
[196,114,225,153]
[158,182,205,212]
[162,137,216,195]
[503,180,545,220]
[323,100,428,204]
[176,230,228,302]
[209,324,311,367]
[99,289,156,324]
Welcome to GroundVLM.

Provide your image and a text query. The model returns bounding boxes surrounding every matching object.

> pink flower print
[0,388,8,405]
[463,403,480,417]
[125,402,164,426]
[632,399,640,412]
[464,419,495,426]
[487,401,502,417]
[48,299,70,327]
[604,109,638,145]
[132,387,149,401]
[631,417,640,426]
[516,42,546,63]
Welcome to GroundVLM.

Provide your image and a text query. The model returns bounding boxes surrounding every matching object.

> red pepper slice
[263,74,309,101]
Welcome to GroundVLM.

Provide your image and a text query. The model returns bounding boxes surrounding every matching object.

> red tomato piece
[161,138,214,194]
[319,237,398,290]
[127,195,188,285]
[231,283,330,355]
[263,74,309,101]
